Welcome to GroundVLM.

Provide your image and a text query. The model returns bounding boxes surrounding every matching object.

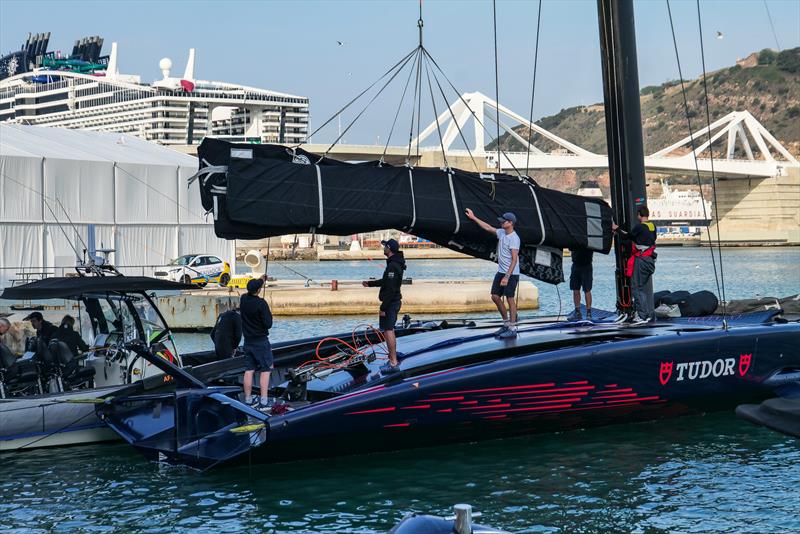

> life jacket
[625,221,656,277]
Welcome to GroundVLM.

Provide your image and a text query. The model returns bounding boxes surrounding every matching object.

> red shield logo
[739,354,752,376]
[659,361,674,385]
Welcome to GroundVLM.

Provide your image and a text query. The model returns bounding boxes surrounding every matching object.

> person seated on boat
[567,248,593,322]
[54,315,89,358]
[210,307,242,359]
[612,206,657,325]
[0,317,10,350]
[240,276,274,410]
[464,208,521,339]
[362,238,406,374]
[23,312,58,344]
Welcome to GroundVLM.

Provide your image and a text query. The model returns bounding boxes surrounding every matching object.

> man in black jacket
[210,307,242,359]
[240,276,274,409]
[362,238,406,374]
[23,312,58,344]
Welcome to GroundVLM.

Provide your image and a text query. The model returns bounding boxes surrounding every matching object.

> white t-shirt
[496,229,521,275]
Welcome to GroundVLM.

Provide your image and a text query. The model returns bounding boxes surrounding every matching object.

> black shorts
[569,263,593,292]
[490,272,519,298]
[242,340,274,372]
[380,300,401,331]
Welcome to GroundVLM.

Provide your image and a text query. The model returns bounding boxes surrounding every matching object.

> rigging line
[303,47,418,143]
[525,0,543,174]
[666,0,723,307]
[696,0,728,323]
[429,60,479,172]
[415,48,423,161]
[381,48,421,163]
[492,0,502,173]
[1,170,175,262]
[415,0,424,162]
[324,50,418,155]
[763,0,781,51]
[114,164,207,221]
[423,56,450,170]
[422,49,526,179]
[55,198,90,255]
[407,47,423,163]
[1,171,82,259]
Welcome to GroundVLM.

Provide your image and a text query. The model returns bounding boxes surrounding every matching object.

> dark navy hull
[97,318,800,469]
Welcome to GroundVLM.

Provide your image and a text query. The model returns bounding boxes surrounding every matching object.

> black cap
[381,238,400,253]
[23,311,43,321]
[246,278,264,294]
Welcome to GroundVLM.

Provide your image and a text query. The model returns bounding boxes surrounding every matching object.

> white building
[0,124,233,288]
[0,44,309,146]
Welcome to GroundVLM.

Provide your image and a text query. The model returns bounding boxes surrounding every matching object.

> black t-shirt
[570,249,594,267]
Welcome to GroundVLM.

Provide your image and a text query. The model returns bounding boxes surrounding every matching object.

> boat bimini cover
[193,139,614,284]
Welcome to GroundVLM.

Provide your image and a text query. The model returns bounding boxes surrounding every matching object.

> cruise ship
[0,33,309,145]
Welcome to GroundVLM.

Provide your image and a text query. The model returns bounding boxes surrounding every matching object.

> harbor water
[2,247,799,533]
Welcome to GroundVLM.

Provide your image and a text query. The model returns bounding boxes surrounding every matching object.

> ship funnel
[183,48,195,81]
[106,42,119,78]
[244,249,264,274]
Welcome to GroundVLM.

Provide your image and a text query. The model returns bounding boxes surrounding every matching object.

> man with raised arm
[465,209,521,339]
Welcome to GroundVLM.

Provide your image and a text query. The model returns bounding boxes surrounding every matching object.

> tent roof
[0,124,198,167]
[0,275,196,300]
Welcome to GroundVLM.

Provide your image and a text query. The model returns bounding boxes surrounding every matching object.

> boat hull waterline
[97,320,799,469]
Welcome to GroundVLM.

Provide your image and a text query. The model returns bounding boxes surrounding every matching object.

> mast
[596,0,648,315]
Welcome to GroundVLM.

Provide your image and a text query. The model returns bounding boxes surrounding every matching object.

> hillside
[490,47,800,187]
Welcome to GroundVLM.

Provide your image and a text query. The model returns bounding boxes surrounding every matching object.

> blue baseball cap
[497,212,517,224]
[381,238,400,252]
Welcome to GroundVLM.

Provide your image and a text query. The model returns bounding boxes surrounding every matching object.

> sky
[1,0,798,146]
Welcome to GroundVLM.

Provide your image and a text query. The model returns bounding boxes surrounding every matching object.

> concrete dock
[158,279,538,329]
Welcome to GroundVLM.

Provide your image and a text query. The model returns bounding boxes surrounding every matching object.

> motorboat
[0,274,194,450]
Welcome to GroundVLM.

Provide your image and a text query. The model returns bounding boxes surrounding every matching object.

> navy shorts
[569,263,593,292]
[379,300,402,331]
[242,340,274,372]
[490,272,519,298]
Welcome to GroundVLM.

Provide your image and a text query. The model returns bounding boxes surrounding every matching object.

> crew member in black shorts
[567,248,594,321]
[240,276,274,410]
[363,238,406,374]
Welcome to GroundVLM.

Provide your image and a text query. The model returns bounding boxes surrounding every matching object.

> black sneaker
[566,309,582,322]
[380,363,400,374]
[498,327,518,339]
[493,325,509,337]
[586,311,593,322]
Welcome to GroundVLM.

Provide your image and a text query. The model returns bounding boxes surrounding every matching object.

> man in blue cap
[240,275,274,410]
[465,209,521,338]
[362,238,406,373]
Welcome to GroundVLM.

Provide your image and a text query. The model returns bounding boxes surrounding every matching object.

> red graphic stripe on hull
[384,423,411,428]
[472,403,573,415]
[346,406,396,415]
[401,404,431,410]
[432,383,555,395]
[421,396,465,402]
[477,385,595,397]
[564,380,589,385]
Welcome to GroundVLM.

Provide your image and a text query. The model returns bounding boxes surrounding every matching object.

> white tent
[0,124,233,287]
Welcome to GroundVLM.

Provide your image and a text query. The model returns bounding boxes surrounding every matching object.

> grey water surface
[1,247,798,533]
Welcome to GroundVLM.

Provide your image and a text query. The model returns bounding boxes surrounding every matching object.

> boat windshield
[171,255,196,266]
[133,297,180,362]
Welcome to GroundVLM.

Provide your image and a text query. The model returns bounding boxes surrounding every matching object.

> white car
[154,254,231,287]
